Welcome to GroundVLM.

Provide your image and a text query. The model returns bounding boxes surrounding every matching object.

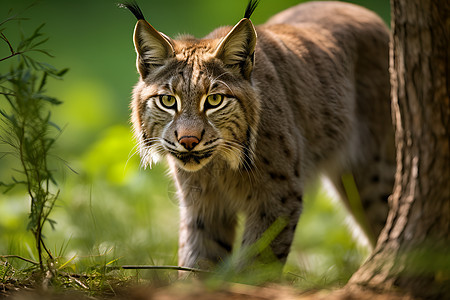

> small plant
[0,11,68,273]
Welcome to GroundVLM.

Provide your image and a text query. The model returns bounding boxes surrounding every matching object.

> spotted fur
[124,1,394,271]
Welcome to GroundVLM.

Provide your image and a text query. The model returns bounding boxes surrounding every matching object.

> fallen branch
[0,255,39,265]
[108,265,209,273]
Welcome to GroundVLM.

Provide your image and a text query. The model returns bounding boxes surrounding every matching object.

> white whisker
[137,137,167,169]
[209,72,237,98]
[218,139,261,186]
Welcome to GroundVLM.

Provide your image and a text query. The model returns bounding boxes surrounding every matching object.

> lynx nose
[178,136,200,151]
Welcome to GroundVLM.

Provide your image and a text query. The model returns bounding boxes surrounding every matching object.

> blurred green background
[0,0,389,286]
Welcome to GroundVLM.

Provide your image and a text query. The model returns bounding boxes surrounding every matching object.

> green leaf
[38,71,47,92]
[0,109,11,120]
[56,68,69,77]
[29,36,49,49]
[31,49,54,58]
[0,181,16,193]
[48,121,61,131]
[36,94,62,105]
[47,218,57,230]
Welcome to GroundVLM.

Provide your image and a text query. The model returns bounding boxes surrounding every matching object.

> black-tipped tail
[244,0,259,19]
[118,1,145,20]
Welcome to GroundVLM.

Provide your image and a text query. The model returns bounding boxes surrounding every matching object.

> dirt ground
[1,282,415,300]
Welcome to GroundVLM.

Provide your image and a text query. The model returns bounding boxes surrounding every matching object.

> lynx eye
[205,94,224,110]
[159,95,177,110]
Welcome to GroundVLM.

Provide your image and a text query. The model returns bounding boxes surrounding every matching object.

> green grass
[1,144,370,292]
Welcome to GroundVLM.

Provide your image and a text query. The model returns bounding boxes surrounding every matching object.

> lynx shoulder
[123,0,394,270]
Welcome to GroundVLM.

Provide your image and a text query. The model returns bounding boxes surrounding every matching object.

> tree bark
[348,0,449,298]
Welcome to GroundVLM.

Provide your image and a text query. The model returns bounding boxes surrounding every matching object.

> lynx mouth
[167,148,215,171]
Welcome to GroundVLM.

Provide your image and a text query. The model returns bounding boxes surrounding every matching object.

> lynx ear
[133,19,175,77]
[213,18,257,79]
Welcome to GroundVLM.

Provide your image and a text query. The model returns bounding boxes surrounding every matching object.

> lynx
[122,0,395,270]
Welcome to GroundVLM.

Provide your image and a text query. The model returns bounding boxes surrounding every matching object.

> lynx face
[130,14,259,172]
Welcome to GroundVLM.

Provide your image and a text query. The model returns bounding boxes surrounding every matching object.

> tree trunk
[348,0,449,298]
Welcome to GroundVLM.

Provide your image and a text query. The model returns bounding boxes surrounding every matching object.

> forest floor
[1,281,416,300]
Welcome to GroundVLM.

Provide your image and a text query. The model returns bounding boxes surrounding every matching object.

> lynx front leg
[241,193,302,267]
[178,204,237,269]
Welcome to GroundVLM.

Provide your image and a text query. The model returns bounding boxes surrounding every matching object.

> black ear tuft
[244,0,259,19]
[118,1,145,21]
